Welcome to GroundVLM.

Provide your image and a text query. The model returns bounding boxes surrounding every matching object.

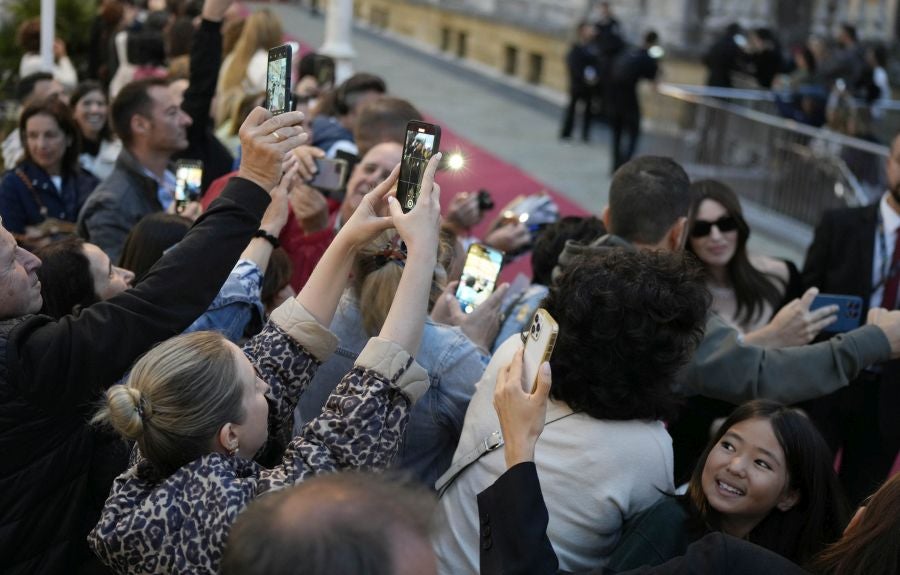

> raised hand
[493,348,551,469]
[237,108,307,194]
[386,153,443,259]
[746,287,838,348]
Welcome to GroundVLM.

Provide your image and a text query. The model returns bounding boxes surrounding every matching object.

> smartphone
[397,120,441,213]
[266,44,292,115]
[810,293,863,333]
[308,158,349,194]
[174,159,203,212]
[455,243,504,314]
[522,309,559,394]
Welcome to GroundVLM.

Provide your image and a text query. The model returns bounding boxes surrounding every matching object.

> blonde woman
[88,154,444,574]
[215,10,283,126]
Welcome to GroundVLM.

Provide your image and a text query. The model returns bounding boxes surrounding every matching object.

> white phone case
[522,309,558,393]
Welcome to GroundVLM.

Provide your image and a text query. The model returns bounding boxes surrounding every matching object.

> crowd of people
[1,0,900,574]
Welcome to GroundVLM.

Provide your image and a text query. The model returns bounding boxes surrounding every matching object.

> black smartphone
[455,243,504,314]
[396,120,441,213]
[174,159,203,213]
[308,158,349,195]
[266,44,292,115]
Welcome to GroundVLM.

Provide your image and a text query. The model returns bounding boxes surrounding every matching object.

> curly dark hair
[543,248,710,421]
[531,216,606,286]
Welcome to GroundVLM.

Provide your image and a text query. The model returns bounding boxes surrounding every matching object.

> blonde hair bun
[103,385,148,441]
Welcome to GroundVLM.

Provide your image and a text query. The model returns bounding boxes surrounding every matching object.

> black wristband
[254,229,280,248]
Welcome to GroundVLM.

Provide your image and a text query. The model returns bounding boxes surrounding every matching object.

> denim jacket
[297,292,489,487]
[184,259,265,342]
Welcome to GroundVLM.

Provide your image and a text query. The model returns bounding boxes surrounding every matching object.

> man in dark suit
[802,132,900,503]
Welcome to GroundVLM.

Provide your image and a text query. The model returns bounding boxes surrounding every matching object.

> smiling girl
[607,400,851,569]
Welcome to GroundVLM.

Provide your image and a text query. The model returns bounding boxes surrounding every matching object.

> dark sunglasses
[691,216,738,238]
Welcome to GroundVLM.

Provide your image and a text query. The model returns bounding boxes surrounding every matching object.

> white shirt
[870,193,900,309]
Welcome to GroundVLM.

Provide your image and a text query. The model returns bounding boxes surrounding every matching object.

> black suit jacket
[802,204,879,315]
[478,463,809,575]
[802,202,900,445]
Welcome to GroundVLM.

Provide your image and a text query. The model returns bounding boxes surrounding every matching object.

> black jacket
[477,462,809,575]
[0,177,270,574]
[173,18,234,192]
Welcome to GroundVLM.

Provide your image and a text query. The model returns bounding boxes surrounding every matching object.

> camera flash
[447,153,465,171]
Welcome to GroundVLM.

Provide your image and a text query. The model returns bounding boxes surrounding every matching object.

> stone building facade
[351,0,899,92]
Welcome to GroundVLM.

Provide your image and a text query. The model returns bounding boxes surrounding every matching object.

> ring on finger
[273,130,282,141]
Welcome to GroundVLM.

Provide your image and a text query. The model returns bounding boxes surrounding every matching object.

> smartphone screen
[174,160,203,208]
[455,243,504,314]
[397,121,441,213]
[308,158,349,194]
[266,45,292,115]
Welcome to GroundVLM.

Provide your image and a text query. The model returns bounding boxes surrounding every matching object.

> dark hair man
[222,472,437,575]
[555,155,900,406]
[77,77,193,262]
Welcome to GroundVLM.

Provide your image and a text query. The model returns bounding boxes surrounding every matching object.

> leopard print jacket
[88,304,426,574]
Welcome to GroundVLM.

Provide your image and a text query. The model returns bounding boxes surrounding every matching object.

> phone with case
[810,293,864,333]
[307,158,349,195]
[522,309,558,394]
[266,44,292,115]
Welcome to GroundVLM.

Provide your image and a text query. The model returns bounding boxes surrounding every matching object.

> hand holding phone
[810,293,863,333]
[397,120,441,213]
[521,309,558,394]
[456,243,504,314]
[493,347,552,468]
[266,44,293,115]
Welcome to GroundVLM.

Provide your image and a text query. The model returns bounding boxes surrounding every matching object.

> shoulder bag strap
[14,168,47,217]
[434,410,578,497]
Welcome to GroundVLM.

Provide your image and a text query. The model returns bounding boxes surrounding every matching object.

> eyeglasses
[691,216,738,238]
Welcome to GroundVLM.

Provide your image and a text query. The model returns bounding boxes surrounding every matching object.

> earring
[228,442,239,457]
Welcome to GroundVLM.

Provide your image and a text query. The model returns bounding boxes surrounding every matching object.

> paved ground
[250,2,806,264]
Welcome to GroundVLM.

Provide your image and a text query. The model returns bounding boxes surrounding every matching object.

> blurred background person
[0,97,99,248]
[70,81,122,181]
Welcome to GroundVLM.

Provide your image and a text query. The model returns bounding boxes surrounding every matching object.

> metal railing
[643,83,891,234]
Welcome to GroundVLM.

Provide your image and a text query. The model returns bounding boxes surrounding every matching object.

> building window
[456,31,468,58]
[441,27,451,52]
[504,44,518,76]
[528,52,543,85]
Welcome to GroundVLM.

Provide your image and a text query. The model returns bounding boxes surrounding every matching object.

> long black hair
[687,400,851,564]
[686,180,784,326]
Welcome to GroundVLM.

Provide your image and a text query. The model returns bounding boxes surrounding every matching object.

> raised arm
[256,154,443,488]
[181,0,231,138]
[15,109,307,408]
[682,311,900,405]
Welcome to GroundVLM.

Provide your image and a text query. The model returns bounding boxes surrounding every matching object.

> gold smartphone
[522,309,558,393]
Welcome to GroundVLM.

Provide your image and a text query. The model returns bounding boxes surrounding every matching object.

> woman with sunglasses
[686,179,834,347]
